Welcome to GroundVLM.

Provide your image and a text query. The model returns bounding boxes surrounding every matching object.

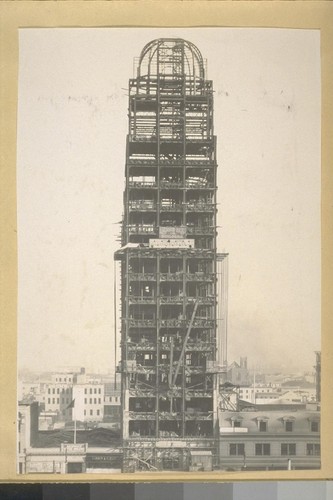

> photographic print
[16,28,321,475]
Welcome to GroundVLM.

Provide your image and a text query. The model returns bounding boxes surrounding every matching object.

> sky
[17,27,321,374]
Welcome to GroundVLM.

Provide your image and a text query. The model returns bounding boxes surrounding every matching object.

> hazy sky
[17,28,321,374]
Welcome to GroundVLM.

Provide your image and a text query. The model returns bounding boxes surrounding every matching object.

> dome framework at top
[137,38,206,80]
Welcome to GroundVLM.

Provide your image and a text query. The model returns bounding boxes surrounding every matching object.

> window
[281,443,296,456]
[98,398,101,404]
[233,421,241,428]
[311,421,319,432]
[52,398,55,404]
[229,444,245,456]
[94,398,97,404]
[52,388,55,394]
[90,409,93,416]
[48,398,50,404]
[62,398,64,404]
[57,388,60,394]
[306,443,320,456]
[255,443,270,456]
[57,398,59,404]
[90,388,92,394]
[115,397,118,402]
[48,388,51,394]
[84,388,87,395]
[98,388,101,394]
[259,421,267,432]
[84,398,87,404]
[97,409,100,416]
[285,421,293,432]
[84,410,86,416]
[90,398,92,404]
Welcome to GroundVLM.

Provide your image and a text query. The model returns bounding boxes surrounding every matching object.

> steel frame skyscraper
[115,38,227,472]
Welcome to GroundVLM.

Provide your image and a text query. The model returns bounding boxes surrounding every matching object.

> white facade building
[72,383,104,422]
[44,383,74,421]
[238,385,316,405]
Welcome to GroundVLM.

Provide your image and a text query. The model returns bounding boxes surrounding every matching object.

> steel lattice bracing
[115,38,225,472]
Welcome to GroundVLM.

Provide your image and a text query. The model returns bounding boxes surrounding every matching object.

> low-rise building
[219,404,320,470]
[18,402,122,474]
[22,443,123,474]
[17,402,39,473]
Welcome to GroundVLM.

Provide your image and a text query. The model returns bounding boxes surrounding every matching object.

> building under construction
[115,38,228,472]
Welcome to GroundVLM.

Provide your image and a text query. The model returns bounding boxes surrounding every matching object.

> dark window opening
[229,443,245,456]
[285,421,293,432]
[259,421,267,432]
[281,443,296,456]
[255,443,271,456]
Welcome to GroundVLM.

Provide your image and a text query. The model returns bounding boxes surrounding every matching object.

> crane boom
[172,300,199,387]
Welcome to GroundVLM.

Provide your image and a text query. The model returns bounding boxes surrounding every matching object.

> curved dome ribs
[137,38,205,81]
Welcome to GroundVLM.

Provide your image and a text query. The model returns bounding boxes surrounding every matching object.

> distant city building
[18,381,46,406]
[51,372,76,384]
[238,385,280,404]
[72,383,104,422]
[104,383,121,422]
[18,368,122,431]
[238,385,316,405]
[227,357,250,386]
[44,382,73,421]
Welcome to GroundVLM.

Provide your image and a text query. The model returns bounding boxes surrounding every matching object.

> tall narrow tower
[115,39,225,472]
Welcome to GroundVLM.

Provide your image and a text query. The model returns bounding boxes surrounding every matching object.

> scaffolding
[114,38,227,472]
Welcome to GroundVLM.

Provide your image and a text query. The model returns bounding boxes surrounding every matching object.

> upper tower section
[123,38,217,249]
